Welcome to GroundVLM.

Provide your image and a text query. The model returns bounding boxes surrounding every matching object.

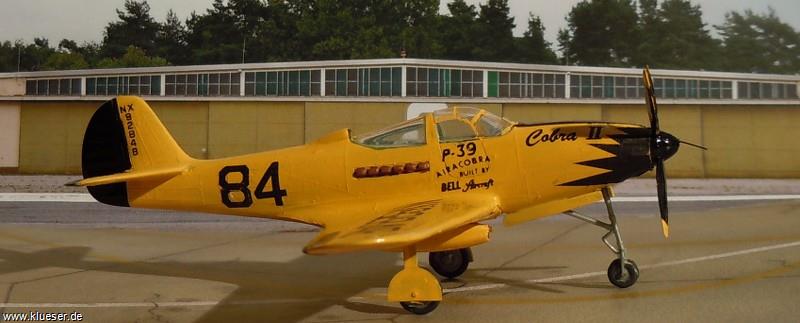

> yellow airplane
[69,67,698,314]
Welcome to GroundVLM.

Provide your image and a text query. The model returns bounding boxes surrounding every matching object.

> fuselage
[126,116,664,229]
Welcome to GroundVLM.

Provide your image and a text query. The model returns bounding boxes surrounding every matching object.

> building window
[738,81,798,99]
[488,71,564,98]
[570,74,629,99]
[325,67,400,97]
[86,75,160,96]
[245,70,319,96]
[570,75,736,100]
[166,72,239,96]
[25,78,81,96]
[408,68,481,97]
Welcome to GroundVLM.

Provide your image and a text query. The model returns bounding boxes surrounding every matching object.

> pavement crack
[142,293,168,323]
[0,283,15,316]
[141,232,271,263]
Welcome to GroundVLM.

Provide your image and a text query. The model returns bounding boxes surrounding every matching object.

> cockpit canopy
[353,107,514,148]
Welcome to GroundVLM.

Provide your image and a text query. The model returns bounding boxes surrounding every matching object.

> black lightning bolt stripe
[559,127,653,187]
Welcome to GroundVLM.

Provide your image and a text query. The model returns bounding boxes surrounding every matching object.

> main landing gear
[429,248,473,279]
[565,187,640,288]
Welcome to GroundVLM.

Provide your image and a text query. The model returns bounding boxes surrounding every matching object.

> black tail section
[81,99,130,207]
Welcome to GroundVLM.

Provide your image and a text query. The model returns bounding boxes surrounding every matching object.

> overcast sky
[1,0,798,47]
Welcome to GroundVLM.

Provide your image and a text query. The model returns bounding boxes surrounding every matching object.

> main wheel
[607,258,639,288]
[429,248,471,279]
[400,301,439,315]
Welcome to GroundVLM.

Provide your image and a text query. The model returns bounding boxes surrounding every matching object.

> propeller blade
[643,66,660,135]
[644,66,671,238]
[679,140,708,151]
[656,159,669,238]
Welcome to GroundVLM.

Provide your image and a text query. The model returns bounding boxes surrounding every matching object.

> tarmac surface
[0,176,799,322]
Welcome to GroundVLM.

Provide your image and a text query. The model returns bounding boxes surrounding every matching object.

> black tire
[607,258,639,288]
[429,248,470,279]
[401,301,439,315]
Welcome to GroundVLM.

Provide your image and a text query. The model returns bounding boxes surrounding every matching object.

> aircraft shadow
[0,246,620,321]
[0,246,402,322]
[448,265,616,294]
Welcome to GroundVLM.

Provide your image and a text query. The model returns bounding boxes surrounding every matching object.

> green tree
[185,0,268,64]
[396,0,442,58]
[472,0,516,61]
[103,0,160,58]
[516,13,558,64]
[96,45,168,68]
[559,0,640,66]
[42,52,89,70]
[439,0,479,60]
[634,0,720,70]
[254,1,303,61]
[57,39,80,53]
[0,41,19,72]
[717,8,800,74]
[19,38,56,71]
[295,0,439,60]
[156,10,189,65]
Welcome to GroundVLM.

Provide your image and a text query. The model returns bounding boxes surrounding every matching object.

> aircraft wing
[301,195,501,255]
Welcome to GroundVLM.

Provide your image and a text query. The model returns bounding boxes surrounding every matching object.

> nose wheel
[400,301,440,315]
[565,187,640,288]
[607,258,639,288]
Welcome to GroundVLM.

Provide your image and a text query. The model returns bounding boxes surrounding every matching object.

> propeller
[642,66,674,238]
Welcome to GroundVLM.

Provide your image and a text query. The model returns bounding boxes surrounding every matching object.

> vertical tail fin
[78,96,191,206]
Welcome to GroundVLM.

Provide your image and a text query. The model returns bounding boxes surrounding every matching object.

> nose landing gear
[565,187,640,288]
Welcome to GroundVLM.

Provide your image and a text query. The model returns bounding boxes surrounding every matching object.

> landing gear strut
[565,187,640,288]
[429,248,472,279]
[388,247,442,315]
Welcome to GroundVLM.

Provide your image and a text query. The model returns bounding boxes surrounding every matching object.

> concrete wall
[208,101,304,158]
[304,102,409,141]
[702,106,800,178]
[0,102,20,172]
[12,100,800,177]
[149,101,210,159]
[19,101,99,174]
[0,78,24,96]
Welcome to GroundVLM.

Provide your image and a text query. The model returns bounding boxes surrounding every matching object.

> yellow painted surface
[70,97,798,307]
[304,102,408,142]
[77,98,635,251]
[208,102,304,158]
[19,101,100,174]
[502,103,603,123]
[0,102,20,168]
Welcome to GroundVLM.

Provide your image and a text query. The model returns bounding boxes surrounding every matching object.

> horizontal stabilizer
[67,166,186,187]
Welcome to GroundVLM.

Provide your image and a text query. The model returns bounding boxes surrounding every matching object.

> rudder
[80,96,191,206]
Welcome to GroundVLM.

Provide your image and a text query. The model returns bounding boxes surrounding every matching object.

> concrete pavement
[0,195,798,322]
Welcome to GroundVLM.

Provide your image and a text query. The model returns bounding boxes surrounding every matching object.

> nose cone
[655,131,680,161]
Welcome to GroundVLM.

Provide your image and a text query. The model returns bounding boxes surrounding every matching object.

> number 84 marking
[218,162,287,208]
